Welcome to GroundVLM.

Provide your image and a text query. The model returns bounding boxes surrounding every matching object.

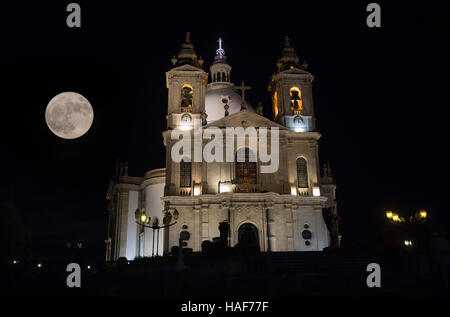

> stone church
[105,33,339,261]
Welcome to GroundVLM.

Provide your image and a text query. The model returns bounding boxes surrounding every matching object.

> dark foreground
[1,249,449,297]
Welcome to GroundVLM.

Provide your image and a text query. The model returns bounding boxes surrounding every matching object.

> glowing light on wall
[404,240,412,246]
[219,181,232,193]
[292,126,307,133]
[179,113,193,131]
[193,184,201,196]
[179,124,192,131]
[386,211,393,218]
[313,187,321,197]
[291,186,298,196]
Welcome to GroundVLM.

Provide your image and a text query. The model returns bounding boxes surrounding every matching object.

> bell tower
[166,32,209,130]
[268,36,316,132]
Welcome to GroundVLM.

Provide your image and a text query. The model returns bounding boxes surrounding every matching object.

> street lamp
[135,208,179,257]
[385,211,405,223]
[415,210,428,223]
[385,209,429,224]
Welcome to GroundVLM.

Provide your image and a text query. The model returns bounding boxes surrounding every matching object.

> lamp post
[135,208,179,257]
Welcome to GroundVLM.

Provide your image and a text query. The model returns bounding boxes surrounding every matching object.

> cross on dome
[216,37,225,58]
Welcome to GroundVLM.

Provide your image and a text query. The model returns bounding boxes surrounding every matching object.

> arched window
[296,157,308,188]
[180,158,191,187]
[290,87,303,115]
[222,72,226,82]
[217,72,221,82]
[181,84,193,111]
[236,148,257,184]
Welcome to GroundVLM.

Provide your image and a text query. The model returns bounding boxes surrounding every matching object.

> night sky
[1,1,448,261]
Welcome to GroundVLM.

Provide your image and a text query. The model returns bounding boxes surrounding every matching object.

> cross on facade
[237,81,252,110]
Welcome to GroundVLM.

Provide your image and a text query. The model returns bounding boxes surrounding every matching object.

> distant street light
[404,240,413,246]
[385,209,429,224]
[385,209,429,250]
[417,210,427,221]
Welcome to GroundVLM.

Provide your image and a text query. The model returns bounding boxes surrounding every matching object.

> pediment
[204,110,288,130]
[169,64,204,72]
[281,67,311,75]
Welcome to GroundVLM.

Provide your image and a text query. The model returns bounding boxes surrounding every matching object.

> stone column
[201,205,209,242]
[228,206,236,247]
[286,205,295,251]
[266,205,276,252]
[193,206,201,251]
[118,190,129,258]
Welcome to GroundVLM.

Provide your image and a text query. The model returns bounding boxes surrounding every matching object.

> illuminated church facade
[105,33,339,261]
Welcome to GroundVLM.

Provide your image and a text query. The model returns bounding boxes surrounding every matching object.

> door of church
[238,223,259,248]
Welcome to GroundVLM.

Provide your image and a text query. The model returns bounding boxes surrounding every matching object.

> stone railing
[298,188,310,196]
[179,187,192,196]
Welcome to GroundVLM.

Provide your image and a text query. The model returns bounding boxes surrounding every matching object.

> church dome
[205,86,254,123]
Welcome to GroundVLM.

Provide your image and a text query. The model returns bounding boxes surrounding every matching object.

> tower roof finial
[284,36,291,48]
[172,32,201,68]
[216,37,225,59]
[277,36,300,72]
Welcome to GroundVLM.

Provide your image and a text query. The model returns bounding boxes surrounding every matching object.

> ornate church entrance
[238,223,259,248]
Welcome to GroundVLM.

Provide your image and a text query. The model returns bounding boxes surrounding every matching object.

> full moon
[45,92,94,139]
